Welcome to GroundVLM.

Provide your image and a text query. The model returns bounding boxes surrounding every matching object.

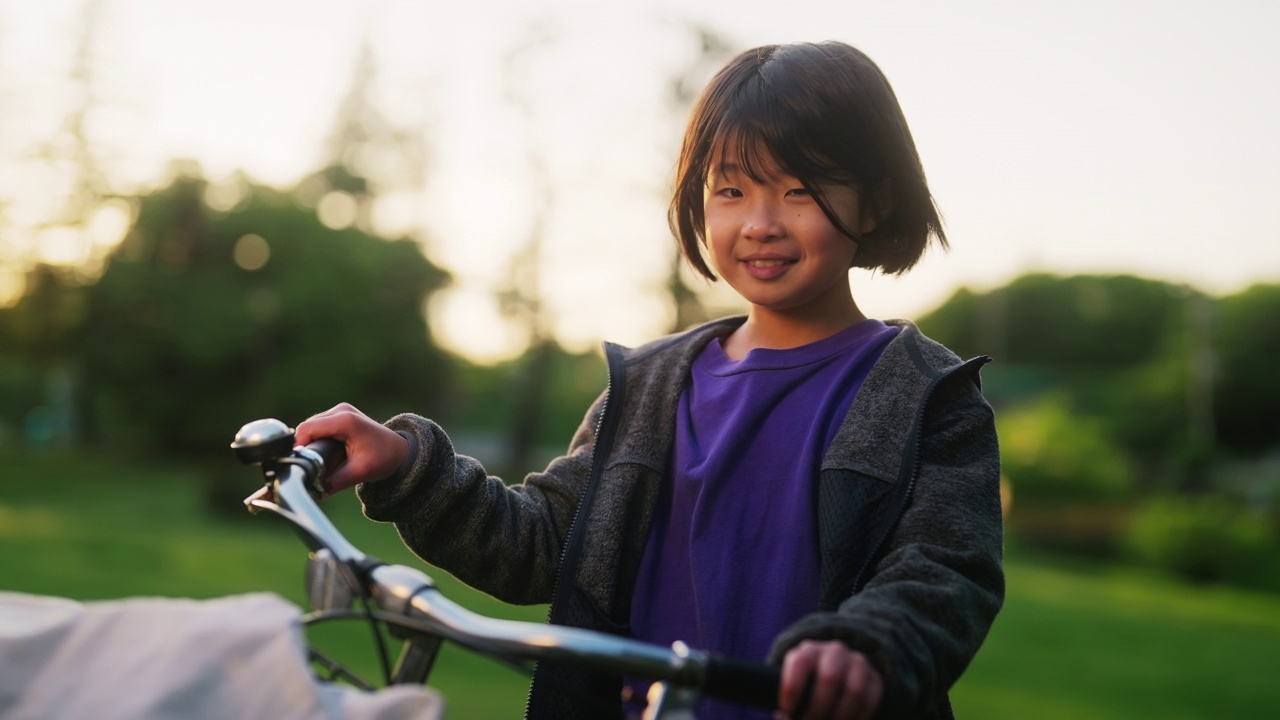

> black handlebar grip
[703,655,781,711]
[305,438,347,485]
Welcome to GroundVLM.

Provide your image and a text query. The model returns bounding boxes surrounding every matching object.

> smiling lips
[741,255,795,280]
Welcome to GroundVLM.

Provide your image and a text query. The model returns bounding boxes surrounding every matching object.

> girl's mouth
[742,257,794,279]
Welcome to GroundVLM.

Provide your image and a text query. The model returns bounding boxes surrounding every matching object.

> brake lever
[244,485,274,515]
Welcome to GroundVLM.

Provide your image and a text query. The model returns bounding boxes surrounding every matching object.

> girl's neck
[723,297,867,360]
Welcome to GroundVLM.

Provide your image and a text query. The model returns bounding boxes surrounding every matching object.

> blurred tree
[920,273,1187,368]
[297,33,430,234]
[491,22,563,474]
[32,0,113,257]
[0,264,88,444]
[998,394,1135,504]
[1095,348,1201,487]
[75,169,451,479]
[0,0,118,445]
[920,273,1223,491]
[447,348,606,477]
[1076,286,1219,492]
[997,394,1136,557]
[1213,283,1280,454]
[0,264,87,367]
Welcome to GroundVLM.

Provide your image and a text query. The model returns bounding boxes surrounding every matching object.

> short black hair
[669,41,946,279]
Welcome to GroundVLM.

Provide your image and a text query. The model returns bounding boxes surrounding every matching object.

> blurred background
[2,0,1279,717]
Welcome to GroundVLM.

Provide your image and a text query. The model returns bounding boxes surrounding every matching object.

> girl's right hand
[294,403,409,495]
[778,640,883,720]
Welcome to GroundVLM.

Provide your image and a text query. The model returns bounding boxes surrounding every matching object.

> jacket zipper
[523,342,626,719]
[849,355,991,594]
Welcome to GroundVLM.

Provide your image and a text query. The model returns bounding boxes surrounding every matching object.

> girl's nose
[742,201,784,241]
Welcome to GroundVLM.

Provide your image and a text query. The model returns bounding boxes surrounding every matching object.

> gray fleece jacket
[357,317,1004,719]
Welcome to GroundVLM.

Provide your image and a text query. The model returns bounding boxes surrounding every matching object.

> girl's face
[703,160,873,322]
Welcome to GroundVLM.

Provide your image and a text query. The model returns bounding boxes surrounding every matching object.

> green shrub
[1125,495,1280,591]
[997,395,1134,504]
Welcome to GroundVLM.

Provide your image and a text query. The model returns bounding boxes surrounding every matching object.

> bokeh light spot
[35,226,86,265]
[317,191,358,230]
[88,199,133,251]
[233,233,270,271]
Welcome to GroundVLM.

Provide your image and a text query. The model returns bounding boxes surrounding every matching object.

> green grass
[952,555,1280,719]
[4,449,1280,718]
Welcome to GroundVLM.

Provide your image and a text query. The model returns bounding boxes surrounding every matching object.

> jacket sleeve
[354,391,608,605]
[769,374,1005,719]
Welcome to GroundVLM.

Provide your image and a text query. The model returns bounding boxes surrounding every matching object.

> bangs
[704,82,858,188]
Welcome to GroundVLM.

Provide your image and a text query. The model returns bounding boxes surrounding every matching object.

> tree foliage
[920,273,1190,367]
[997,394,1134,503]
[1213,284,1280,453]
[923,273,1280,496]
[0,264,88,366]
[920,274,1242,471]
[0,265,89,443]
[75,172,451,463]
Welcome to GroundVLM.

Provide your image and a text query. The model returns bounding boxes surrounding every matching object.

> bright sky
[2,0,1278,362]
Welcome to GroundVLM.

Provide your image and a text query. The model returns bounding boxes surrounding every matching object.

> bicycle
[231,417,785,719]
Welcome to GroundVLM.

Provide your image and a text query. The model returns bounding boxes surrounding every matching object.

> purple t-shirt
[626,319,899,718]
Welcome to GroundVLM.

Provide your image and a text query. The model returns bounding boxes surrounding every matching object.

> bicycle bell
[231,418,296,465]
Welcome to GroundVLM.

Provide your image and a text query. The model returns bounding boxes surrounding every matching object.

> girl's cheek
[705,231,730,269]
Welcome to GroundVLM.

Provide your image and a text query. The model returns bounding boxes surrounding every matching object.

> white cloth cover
[0,591,443,720]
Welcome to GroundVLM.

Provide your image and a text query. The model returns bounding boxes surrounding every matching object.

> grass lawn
[4,448,1280,718]
[952,554,1280,719]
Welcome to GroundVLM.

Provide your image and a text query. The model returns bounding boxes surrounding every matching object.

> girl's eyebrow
[711,162,800,185]
[705,164,743,186]
[712,162,780,180]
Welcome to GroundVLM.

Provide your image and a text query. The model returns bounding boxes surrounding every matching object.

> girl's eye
[786,187,811,197]
[718,187,743,198]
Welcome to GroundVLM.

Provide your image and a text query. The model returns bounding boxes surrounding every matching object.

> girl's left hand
[777,639,884,720]
[294,403,409,495]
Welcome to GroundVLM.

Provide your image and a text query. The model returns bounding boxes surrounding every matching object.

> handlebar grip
[306,438,347,472]
[304,438,347,493]
[306,437,347,470]
[703,655,781,711]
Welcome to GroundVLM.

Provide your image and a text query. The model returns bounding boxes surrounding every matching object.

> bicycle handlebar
[704,653,786,712]
[232,418,783,714]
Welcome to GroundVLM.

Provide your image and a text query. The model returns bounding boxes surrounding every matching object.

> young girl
[297,41,1003,720]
